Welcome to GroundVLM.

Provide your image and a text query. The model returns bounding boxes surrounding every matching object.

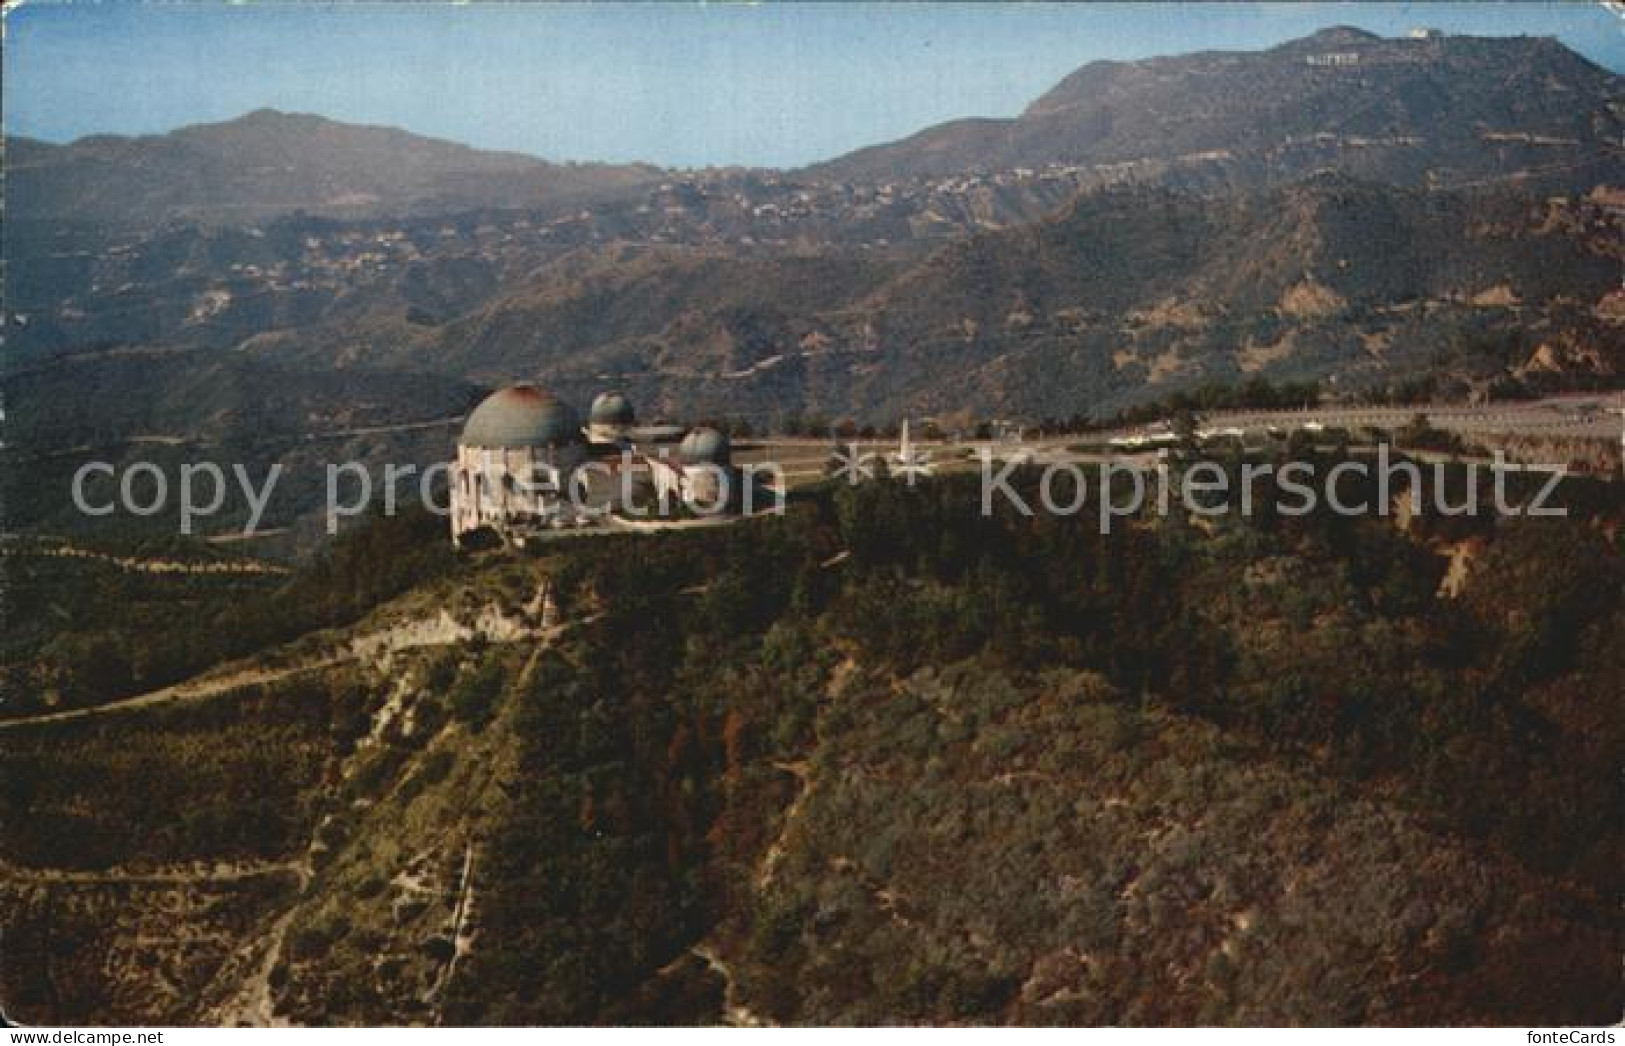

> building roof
[590,391,636,425]
[461,384,581,448]
[679,426,731,465]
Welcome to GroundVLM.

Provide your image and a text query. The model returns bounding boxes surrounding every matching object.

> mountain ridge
[200,175,1618,427]
[11,28,1624,237]
[806,28,1624,192]
[7,109,664,229]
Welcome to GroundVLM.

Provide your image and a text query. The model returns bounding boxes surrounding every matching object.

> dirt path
[426,839,480,1021]
[211,608,574,1026]
[209,853,315,1028]
[7,541,290,575]
[1,595,576,732]
[0,860,303,886]
[215,905,300,1027]
[756,759,812,891]
[6,595,584,1025]
[690,943,764,1027]
[0,659,345,732]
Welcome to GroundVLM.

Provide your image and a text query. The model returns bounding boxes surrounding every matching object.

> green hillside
[3,466,1619,1024]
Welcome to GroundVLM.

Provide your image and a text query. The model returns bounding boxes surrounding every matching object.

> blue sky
[6,2,1623,168]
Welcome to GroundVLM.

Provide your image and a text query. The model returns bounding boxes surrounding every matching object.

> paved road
[733,396,1623,454]
[1189,396,1624,441]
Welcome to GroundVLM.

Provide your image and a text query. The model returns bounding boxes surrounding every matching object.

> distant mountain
[808,28,1624,194]
[5,29,1623,546]
[7,110,662,229]
[226,176,1619,425]
[823,176,1621,418]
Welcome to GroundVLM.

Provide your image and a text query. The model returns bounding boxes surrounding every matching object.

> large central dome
[460,384,581,447]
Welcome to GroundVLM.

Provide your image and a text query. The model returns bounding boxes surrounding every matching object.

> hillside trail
[423,636,566,1024]
[10,580,589,1025]
[0,660,345,732]
[11,542,292,576]
[208,847,316,1027]
[690,943,764,1027]
[209,584,570,1026]
[0,859,303,886]
[0,585,579,732]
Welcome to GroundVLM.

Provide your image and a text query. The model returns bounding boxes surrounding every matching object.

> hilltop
[808,28,1624,194]
[7,109,661,229]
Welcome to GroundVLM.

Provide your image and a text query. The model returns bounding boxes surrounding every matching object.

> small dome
[461,384,581,448]
[590,391,636,426]
[679,427,730,465]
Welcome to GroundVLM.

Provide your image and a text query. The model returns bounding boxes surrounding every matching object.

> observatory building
[449,384,589,541]
[671,427,732,506]
[449,384,755,546]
